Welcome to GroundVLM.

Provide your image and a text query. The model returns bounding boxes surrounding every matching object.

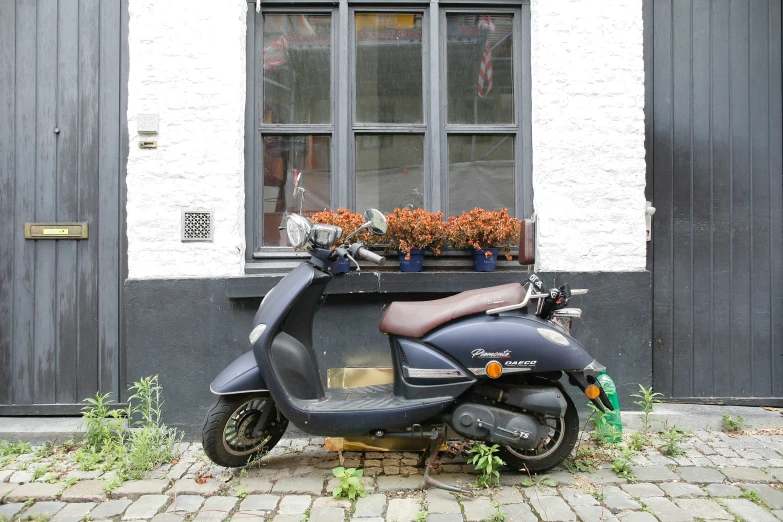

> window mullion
[427,1,441,213]
[519,2,532,218]
[336,0,351,209]
[253,11,265,254]
[438,7,449,215]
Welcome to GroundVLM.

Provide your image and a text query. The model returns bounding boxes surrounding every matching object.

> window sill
[230,253,532,298]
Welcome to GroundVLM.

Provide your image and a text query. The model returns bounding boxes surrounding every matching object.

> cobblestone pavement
[1,430,783,522]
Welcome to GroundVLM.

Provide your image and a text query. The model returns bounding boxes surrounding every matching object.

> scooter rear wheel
[202,392,288,468]
[497,391,579,474]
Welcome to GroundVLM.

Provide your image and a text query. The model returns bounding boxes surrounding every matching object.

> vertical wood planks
[0,0,17,404]
[0,0,123,408]
[98,0,121,396]
[690,0,713,397]
[748,0,772,396]
[651,0,674,397]
[77,0,101,401]
[649,0,783,398]
[13,0,38,405]
[769,0,783,398]
[709,0,732,396]
[55,0,80,404]
[34,0,59,404]
[670,0,694,398]
[728,0,752,397]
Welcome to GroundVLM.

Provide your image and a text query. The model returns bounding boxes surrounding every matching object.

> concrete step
[0,404,780,444]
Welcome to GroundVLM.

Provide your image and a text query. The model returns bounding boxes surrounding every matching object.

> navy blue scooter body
[239,263,452,435]
[209,351,267,395]
[423,313,595,374]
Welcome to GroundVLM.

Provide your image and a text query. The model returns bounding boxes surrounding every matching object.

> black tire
[497,391,580,474]
[202,393,288,468]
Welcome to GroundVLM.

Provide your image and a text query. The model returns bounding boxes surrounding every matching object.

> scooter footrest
[295,384,447,412]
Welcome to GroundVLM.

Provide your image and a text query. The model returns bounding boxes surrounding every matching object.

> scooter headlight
[286,214,312,249]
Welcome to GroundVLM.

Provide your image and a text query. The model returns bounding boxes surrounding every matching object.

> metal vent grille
[181,210,213,242]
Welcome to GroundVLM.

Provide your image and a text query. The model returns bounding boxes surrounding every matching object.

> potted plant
[384,208,446,272]
[446,208,521,272]
[310,208,372,273]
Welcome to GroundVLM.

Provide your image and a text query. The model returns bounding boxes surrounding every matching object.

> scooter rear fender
[209,350,268,395]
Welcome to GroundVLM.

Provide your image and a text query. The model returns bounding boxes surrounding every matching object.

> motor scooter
[202,209,615,488]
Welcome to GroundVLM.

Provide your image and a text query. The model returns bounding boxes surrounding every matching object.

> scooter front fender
[209,350,268,395]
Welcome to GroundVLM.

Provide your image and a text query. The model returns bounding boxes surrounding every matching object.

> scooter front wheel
[202,392,288,468]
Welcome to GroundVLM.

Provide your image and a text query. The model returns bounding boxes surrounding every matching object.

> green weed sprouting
[483,501,505,522]
[79,375,182,486]
[331,466,366,500]
[741,489,762,504]
[0,440,32,467]
[519,474,558,490]
[631,384,663,434]
[468,443,506,488]
[611,448,637,483]
[721,414,745,433]
[658,426,686,457]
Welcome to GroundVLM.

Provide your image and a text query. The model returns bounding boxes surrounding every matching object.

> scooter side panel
[209,350,267,395]
[423,314,595,374]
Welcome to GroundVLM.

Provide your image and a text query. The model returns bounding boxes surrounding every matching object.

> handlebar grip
[356,247,386,266]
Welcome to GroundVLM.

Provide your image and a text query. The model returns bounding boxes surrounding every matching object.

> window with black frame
[248,2,530,255]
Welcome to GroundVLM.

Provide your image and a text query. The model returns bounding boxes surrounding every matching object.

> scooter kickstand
[419,436,472,496]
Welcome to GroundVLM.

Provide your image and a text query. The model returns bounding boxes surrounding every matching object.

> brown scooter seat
[379,283,526,338]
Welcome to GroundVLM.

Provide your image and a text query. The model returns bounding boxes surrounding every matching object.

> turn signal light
[585,384,601,399]
[486,361,503,379]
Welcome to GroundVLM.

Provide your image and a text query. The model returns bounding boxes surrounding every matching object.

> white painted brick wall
[126,0,247,278]
[125,0,646,278]
[531,0,647,272]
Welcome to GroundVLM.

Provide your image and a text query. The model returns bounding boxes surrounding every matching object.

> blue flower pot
[332,257,351,274]
[398,249,425,272]
[472,247,499,272]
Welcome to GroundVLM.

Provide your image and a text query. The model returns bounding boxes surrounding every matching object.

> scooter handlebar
[350,244,386,266]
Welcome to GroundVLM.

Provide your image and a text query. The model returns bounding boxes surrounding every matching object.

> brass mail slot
[25,222,89,239]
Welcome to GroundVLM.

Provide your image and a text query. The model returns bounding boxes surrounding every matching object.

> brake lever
[345,252,360,272]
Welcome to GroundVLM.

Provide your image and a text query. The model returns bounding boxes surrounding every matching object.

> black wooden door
[0,0,126,411]
[646,0,783,400]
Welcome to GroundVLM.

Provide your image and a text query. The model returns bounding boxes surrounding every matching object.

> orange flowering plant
[384,207,447,260]
[446,208,521,260]
[310,208,373,245]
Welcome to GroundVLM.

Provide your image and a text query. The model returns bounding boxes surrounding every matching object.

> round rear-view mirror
[364,209,387,235]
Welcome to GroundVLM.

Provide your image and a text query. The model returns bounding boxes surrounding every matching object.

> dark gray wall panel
[0,0,125,408]
[646,0,783,399]
[125,272,651,438]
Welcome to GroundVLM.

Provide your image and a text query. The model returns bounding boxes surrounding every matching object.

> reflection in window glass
[447,14,514,124]
[448,135,514,216]
[263,14,331,124]
[263,135,331,246]
[355,13,423,123]
[355,135,424,213]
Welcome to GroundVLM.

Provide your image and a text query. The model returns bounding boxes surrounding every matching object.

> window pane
[355,13,423,123]
[448,135,514,216]
[263,135,331,246]
[263,14,331,125]
[447,14,514,124]
[356,134,424,213]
